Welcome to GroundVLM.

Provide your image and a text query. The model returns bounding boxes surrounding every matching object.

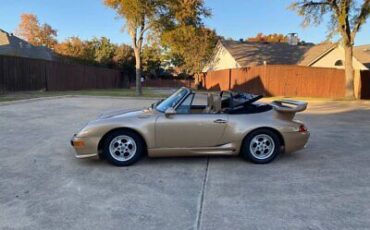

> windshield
[156,88,189,112]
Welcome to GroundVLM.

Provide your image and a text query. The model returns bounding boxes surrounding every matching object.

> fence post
[203,73,206,89]
[228,69,232,90]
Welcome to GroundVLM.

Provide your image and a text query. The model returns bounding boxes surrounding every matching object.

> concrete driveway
[1,96,370,230]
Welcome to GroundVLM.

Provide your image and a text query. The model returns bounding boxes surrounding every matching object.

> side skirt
[148,143,240,157]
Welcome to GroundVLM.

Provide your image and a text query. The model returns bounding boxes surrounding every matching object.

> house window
[334,60,343,66]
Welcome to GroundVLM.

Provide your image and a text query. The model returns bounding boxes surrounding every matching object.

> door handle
[214,119,227,124]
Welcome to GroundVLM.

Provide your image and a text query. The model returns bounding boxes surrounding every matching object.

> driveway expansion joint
[195,156,210,230]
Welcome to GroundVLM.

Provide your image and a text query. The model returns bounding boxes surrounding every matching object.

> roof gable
[298,42,337,66]
[354,45,370,69]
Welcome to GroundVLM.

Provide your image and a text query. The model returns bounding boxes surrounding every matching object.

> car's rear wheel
[103,130,144,166]
[241,129,281,164]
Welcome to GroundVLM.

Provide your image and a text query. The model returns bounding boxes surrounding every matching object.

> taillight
[299,124,307,132]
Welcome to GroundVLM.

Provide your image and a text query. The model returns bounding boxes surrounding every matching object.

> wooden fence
[203,65,350,98]
[0,55,125,92]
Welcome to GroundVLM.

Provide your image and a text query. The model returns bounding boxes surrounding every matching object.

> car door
[155,113,228,148]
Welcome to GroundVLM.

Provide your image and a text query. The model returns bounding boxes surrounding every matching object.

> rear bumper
[282,131,310,153]
[71,134,99,158]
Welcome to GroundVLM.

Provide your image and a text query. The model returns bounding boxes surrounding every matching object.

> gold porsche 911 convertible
[71,87,309,166]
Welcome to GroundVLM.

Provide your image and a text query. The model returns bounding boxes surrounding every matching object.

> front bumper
[70,134,99,158]
[282,131,310,153]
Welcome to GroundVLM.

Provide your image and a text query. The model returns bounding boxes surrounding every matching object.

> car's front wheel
[241,129,281,164]
[103,130,144,166]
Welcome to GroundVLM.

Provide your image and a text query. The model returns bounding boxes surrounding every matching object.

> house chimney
[288,33,298,45]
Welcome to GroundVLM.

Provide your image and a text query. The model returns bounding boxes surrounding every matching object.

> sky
[0,0,369,45]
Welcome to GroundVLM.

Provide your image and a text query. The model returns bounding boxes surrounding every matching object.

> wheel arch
[97,127,148,157]
[242,127,285,150]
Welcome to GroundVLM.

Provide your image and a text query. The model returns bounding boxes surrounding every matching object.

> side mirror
[151,99,164,109]
[165,107,176,117]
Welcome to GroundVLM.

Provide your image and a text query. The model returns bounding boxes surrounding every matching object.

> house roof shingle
[0,29,55,61]
[298,42,338,66]
[220,40,338,67]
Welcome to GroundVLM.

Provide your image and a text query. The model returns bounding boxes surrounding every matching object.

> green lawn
[0,88,171,103]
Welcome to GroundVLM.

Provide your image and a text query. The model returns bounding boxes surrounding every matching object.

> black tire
[241,129,281,164]
[103,130,145,166]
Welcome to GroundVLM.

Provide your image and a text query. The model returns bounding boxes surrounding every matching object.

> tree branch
[128,25,137,49]
[301,1,330,7]
[329,0,351,44]
[138,20,152,45]
[352,0,370,38]
[330,0,341,17]
[137,16,146,50]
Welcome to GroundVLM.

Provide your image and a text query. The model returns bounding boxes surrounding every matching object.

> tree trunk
[344,44,355,99]
[134,48,142,96]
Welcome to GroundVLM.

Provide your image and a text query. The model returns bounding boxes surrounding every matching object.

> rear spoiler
[271,99,307,120]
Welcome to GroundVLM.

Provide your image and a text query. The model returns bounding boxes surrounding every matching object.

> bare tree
[290,0,370,98]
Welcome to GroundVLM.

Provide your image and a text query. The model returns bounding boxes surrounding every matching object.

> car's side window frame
[171,92,229,115]
[174,93,195,114]
[174,93,227,115]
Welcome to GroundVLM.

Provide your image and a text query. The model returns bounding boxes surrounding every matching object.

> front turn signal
[72,140,85,148]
